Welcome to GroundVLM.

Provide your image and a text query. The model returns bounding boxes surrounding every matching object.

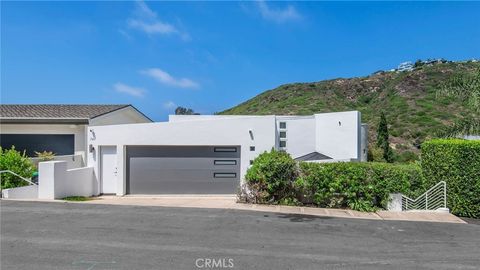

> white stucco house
[1,104,368,198]
[0,104,152,167]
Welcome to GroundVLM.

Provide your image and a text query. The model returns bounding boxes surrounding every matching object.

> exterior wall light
[249,129,254,140]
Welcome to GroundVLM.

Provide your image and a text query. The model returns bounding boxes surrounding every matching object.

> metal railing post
[425,192,428,210]
[443,182,447,208]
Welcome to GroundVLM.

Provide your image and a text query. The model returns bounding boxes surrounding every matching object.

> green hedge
[240,150,426,211]
[421,139,480,218]
[298,162,425,211]
[241,149,299,204]
[0,146,36,189]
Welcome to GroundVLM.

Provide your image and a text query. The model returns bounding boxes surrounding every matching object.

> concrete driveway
[1,200,479,270]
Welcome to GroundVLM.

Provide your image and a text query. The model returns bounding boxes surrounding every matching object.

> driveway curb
[1,197,466,224]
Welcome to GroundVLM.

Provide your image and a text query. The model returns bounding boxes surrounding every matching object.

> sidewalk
[79,195,466,224]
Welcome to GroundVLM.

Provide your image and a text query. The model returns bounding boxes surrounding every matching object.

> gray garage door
[126,146,240,194]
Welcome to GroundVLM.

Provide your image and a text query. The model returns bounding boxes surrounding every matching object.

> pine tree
[376,112,394,163]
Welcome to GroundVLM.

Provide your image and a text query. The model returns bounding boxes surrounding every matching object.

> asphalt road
[1,201,479,270]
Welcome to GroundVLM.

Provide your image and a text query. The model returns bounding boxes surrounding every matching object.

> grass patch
[62,196,92,201]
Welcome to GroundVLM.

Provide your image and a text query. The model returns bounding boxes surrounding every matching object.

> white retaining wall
[2,185,38,199]
[38,161,95,199]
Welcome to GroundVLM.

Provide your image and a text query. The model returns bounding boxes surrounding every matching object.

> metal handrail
[402,181,446,211]
[0,170,37,187]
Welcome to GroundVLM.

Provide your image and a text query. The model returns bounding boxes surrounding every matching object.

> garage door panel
[129,168,238,182]
[127,146,240,158]
[127,146,240,194]
[131,180,238,194]
[130,157,239,170]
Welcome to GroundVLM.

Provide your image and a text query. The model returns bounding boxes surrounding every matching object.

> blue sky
[2,1,479,121]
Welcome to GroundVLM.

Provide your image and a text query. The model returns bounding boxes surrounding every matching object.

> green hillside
[220,61,480,160]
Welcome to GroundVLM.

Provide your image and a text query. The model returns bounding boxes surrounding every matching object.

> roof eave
[0,118,89,124]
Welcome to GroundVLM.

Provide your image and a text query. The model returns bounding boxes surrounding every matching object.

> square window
[249,160,254,165]
[250,146,255,151]
[279,140,287,148]
[279,122,287,129]
[279,131,287,138]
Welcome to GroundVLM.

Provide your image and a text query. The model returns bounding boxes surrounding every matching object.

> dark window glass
[279,131,287,138]
[214,147,237,152]
[279,140,287,148]
[214,173,237,178]
[0,134,74,157]
[214,160,237,165]
[279,122,287,129]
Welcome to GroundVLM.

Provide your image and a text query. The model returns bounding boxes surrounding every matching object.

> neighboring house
[0,104,152,166]
[397,61,414,72]
[87,111,368,195]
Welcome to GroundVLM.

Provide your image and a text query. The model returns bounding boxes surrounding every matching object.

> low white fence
[2,185,38,199]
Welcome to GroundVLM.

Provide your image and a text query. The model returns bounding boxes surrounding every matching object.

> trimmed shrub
[0,146,36,189]
[421,139,480,218]
[298,162,425,211]
[240,149,299,204]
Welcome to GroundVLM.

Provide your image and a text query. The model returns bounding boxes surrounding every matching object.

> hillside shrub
[240,149,426,212]
[298,162,425,211]
[0,146,36,189]
[421,139,480,218]
[241,149,299,204]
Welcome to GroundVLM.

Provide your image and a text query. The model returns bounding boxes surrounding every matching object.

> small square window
[250,146,255,151]
[279,140,287,148]
[279,131,287,138]
[279,122,287,129]
[249,160,254,165]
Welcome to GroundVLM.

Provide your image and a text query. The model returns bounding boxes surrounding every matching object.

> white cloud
[256,1,302,23]
[127,0,186,38]
[141,68,199,89]
[163,101,177,109]
[113,83,146,98]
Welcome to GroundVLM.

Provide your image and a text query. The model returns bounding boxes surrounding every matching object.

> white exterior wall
[0,124,87,158]
[275,116,316,158]
[314,111,361,160]
[87,116,277,195]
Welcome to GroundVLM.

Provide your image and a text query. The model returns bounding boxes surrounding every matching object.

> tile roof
[0,104,130,119]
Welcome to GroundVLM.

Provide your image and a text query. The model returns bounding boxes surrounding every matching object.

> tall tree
[376,112,394,163]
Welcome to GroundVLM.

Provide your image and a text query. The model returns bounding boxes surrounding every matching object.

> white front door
[101,146,117,194]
